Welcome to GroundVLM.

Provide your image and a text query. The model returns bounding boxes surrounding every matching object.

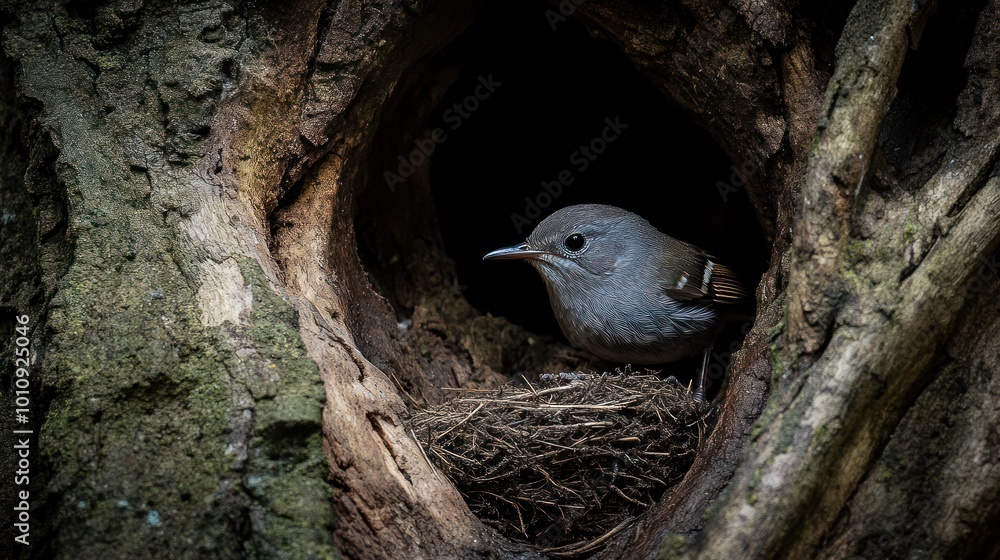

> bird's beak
[483,243,549,261]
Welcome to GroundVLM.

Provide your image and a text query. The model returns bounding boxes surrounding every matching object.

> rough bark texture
[1,0,999,559]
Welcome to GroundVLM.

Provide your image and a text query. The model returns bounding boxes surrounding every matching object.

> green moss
[811,421,838,456]
[745,467,763,506]
[245,436,342,560]
[903,219,920,244]
[656,534,693,560]
[767,318,786,342]
[237,257,337,559]
[767,317,789,384]
[817,420,831,442]
[37,254,337,559]
[774,420,796,455]
[771,396,809,455]
[702,495,721,521]
[769,342,785,378]
[40,254,242,557]
[846,239,873,263]
[879,466,892,483]
[8,1,336,555]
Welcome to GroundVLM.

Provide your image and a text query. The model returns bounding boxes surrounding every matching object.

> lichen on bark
[2,1,337,557]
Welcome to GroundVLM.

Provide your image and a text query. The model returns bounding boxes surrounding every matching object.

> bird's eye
[564,233,586,252]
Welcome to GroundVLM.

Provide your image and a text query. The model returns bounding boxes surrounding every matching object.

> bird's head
[484,204,655,289]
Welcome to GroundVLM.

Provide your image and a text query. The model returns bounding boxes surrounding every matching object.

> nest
[410,371,707,556]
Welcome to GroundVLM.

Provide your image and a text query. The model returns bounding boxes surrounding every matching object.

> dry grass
[410,371,707,556]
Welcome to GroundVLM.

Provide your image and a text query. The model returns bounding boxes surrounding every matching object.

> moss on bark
[2,1,337,557]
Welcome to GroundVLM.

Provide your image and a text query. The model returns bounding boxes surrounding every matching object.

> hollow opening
[436,3,766,383]
[356,1,768,397]
[349,0,771,552]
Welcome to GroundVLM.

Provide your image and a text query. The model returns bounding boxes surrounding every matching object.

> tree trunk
[1,0,998,559]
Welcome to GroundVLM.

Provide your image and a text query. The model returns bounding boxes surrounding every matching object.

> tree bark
[1,0,998,559]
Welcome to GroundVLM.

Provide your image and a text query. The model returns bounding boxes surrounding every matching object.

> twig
[540,518,634,556]
[409,427,440,481]
[435,402,486,440]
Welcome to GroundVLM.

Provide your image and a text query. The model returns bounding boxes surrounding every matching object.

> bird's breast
[542,274,719,364]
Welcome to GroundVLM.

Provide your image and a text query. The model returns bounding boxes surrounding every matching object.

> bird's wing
[707,262,749,305]
[660,244,748,305]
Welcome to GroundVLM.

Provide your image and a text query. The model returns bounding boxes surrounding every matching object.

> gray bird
[484,204,748,401]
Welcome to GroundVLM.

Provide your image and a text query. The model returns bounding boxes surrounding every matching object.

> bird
[483,204,749,401]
